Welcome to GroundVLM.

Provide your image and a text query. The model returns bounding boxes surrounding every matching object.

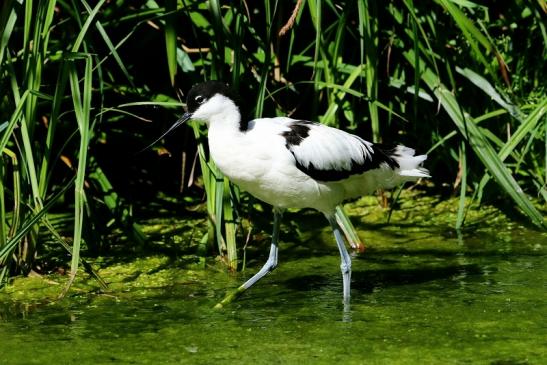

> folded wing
[280,120,402,181]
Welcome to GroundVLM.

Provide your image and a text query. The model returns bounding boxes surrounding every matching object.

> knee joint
[340,262,351,274]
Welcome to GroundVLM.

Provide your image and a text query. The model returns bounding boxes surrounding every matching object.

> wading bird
[154,81,429,307]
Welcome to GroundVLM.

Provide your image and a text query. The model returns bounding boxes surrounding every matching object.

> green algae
[1,194,546,364]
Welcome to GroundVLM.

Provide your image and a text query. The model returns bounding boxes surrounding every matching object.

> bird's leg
[240,208,282,289]
[326,214,352,303]
[214,208,283,309]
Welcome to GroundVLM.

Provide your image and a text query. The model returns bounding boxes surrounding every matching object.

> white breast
[206,119,344,212]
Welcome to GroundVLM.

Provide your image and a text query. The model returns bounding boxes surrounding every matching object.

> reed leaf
[404,49,545,228]
[455,142,467,230]
[435,0,498,80]
[71,0,106,52]
[359,0,380,141]
[0,90,30,153]
[0,176,75,262]
[68,56,93,279]
[0,0,17,72]
[165,0,178,86]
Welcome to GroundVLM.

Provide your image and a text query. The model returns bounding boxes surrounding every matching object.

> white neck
[207,106,242,133]
[207,108,250,181]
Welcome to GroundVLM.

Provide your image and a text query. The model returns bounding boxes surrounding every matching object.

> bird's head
[142,81,240,151]
[175,81,240,128]
[186,81,240,122]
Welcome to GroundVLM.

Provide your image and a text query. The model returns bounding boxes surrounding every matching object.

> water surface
[1,205,546,364]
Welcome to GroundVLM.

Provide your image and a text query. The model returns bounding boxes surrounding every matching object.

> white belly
[233,167,343,212]
[208,130,343,213]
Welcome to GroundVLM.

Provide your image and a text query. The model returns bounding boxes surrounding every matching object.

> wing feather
[280,119,399,181]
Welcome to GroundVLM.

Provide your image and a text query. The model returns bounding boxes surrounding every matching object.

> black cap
[186,81,240,113]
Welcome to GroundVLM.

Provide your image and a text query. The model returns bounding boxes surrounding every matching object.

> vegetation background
[0,0,545,289]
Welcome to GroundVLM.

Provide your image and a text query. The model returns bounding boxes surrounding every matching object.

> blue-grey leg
[326,214,352,302]
[215,208,283,309]
[241,208,282,289]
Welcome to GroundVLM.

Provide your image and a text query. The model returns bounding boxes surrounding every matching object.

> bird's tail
[391,145,430,179]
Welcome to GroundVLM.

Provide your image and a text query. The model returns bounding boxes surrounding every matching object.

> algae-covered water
[0,197,546,364]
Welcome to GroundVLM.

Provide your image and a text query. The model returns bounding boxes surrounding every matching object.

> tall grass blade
[0,158,5,249]
[88,158,147,247]
[223,179,237,270]
[405,49,545,228]
[42,217,108,290]
[38,61,69,198]
[0,148,21,248]
[71,0,106,52]
[435,0,498,80]
[67,56,93,283]
[0,90,30,153]
[82,2,135,88]
[476,98,547,201]
[335,206,364,251]
[0,177,76,264]
[165,0,178,86]
[455,142,467,230]
[208,0,225,80]
[0,0,18,72]
[321,65,363,124]
[360,0,380,141]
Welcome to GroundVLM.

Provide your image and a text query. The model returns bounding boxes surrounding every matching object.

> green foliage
[1,0,545,288]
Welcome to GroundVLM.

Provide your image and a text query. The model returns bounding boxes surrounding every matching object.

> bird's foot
[213,285,247,309]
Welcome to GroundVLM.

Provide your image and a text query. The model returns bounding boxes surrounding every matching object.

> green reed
[1,0,545,288]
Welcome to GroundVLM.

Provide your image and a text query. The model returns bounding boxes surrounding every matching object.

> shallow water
[1,211,546,364]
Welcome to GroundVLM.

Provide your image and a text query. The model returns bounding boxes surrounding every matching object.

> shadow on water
[284,264,485,294]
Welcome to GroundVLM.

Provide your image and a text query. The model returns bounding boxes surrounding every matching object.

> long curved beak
[139,112,192,153]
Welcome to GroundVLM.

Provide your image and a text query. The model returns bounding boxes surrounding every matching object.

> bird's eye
[195,95,205,104]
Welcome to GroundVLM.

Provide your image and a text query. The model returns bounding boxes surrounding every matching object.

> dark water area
[1,205,546,364]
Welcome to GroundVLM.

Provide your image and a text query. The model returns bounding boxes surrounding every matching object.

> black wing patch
[281,120,313,146]
[280,120,400,182]
[294,144,399,181]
